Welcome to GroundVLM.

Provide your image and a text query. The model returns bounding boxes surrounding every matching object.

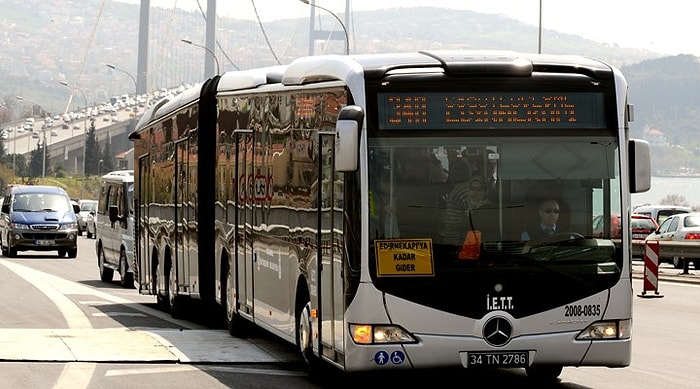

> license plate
[466,351,529,368]
[632,234,647,239]
[35,239,55,246]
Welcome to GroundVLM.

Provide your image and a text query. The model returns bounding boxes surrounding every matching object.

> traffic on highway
[3,102,138,156]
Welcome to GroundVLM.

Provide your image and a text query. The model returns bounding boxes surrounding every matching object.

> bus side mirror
[335,105,364,172]
[629,139,651,193]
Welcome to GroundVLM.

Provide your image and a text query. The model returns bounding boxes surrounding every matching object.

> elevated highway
[5,110,136,175]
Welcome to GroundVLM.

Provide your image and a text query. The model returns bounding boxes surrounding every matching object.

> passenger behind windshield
[442,175,492,246]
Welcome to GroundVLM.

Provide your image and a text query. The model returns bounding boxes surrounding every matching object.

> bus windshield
[367,136,622,318]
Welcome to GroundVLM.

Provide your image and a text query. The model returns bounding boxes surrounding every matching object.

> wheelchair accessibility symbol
[373,350,405,365]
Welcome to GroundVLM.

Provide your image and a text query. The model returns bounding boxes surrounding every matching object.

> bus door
[137,154,151,295]
[174,138,189,296]
[317,132,345,361]
[234,129,254,319]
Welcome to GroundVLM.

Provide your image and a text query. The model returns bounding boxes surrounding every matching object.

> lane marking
[0,260,92,329]
[105,365,197,377]
[0,261,98,389]
[92,312,147,317]
[0,259,205,329]
[52,363,96,389]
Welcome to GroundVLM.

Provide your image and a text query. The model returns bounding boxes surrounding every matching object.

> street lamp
[538,0,543,54]
[181,39,220,75]
[299,0,349,55]
[16,96,45,183]
[105,63,138,113]
[59,81,88,187]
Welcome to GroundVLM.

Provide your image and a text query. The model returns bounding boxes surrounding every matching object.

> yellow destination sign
[375,239,435,277]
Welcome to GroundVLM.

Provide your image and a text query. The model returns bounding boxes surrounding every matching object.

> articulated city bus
[129,51,650,381]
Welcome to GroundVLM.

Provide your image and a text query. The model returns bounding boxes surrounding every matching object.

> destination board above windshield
[377,92,606,130]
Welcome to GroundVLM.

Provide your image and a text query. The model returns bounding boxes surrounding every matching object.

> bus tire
[297,299,321,375]
[155,262,168,312]
[526,365,563,382]
[168,264,185,319]
[224,262,244,336]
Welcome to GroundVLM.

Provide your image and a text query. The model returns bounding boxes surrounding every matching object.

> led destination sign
[378,92,606,130]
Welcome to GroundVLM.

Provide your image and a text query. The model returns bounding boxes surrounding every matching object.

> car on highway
[77,199,97,236]
[85,204,97,239]
[95,170,135,288]
[593,213,659,257]
[644,212,700,269]
[592,213,658,239]
[0,185,80,258]
[633,204,692,225]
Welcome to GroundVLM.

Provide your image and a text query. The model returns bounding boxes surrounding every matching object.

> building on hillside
[115,148,133,170]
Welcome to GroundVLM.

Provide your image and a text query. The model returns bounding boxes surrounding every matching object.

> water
[632,176,700,209]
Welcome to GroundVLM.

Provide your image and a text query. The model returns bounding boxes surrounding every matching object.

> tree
[100,141,115,173]
[9,154,28,177]
[84,119,100,176]
[28,140,44,178]
[659,194,689,207]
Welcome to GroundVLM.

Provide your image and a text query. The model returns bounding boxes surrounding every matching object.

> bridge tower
[306,0,351,55]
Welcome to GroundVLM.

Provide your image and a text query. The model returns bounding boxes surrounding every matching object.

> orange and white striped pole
[638,240,664,298]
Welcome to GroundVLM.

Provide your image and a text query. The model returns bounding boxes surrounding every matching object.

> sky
[117,0,698,56]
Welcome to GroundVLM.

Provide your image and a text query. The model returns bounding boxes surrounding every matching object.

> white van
[632,204,692,225]
[95,170,135,288]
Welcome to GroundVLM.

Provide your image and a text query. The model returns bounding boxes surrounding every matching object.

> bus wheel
[224,264,243,336]
[155,263,168,311]
[168,264,185,319]
[297,300,321,374]
[525,365,563,382]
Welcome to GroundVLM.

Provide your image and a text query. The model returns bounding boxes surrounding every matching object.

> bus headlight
[576,319,631,340]
[349,324,417,345]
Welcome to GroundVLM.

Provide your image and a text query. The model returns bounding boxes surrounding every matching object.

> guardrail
[630,240,700,258]
[628,240,700,259]
[653,241,700,258]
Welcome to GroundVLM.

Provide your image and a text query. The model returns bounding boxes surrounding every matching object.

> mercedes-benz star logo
[483,316,513,346]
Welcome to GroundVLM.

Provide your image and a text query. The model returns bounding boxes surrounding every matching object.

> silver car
[77,199,98,235]
[644,212,700,269]
[85,204,97,239]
